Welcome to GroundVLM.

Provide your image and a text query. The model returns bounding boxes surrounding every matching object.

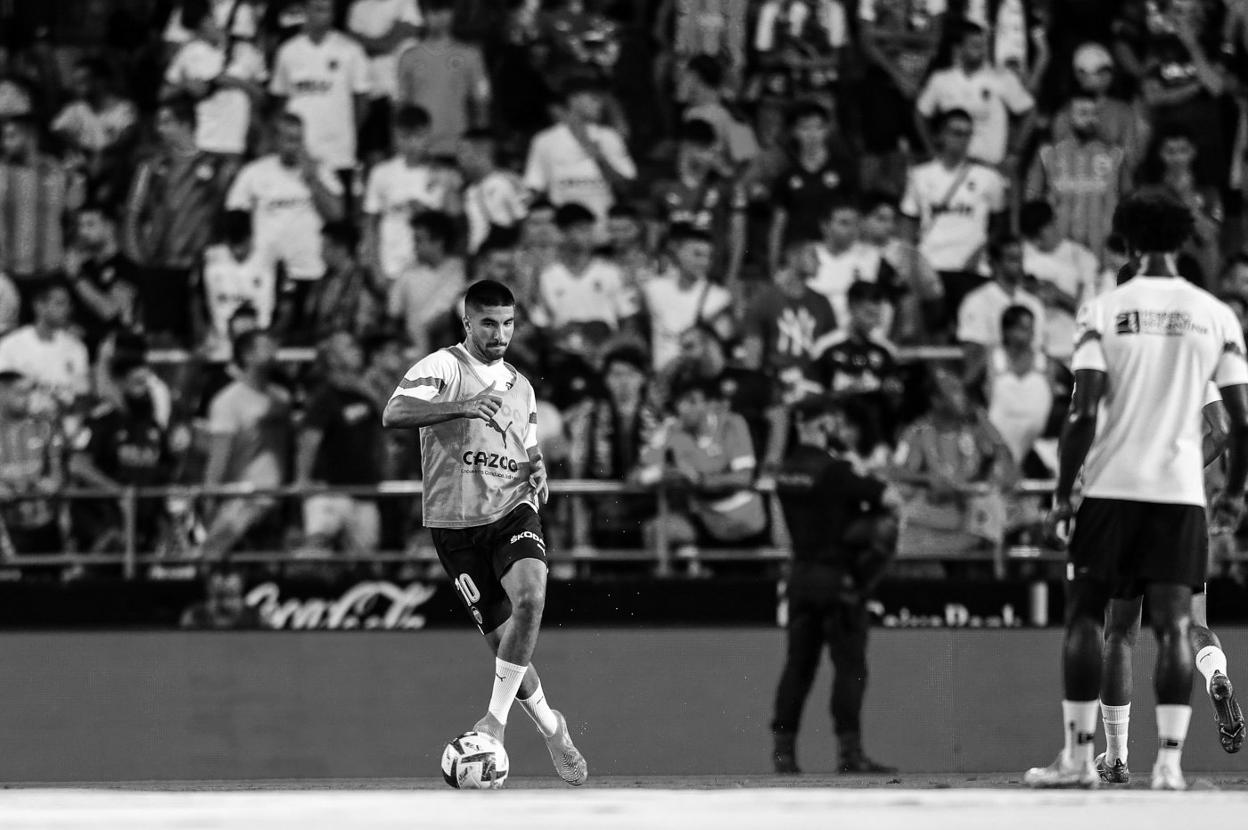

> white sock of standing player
[1155,704,1192,773]
[1100,702,1130,764]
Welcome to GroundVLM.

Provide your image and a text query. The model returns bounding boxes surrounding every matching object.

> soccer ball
[441,731,509,789]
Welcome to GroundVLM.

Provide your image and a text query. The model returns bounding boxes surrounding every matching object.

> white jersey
[916,65,1034,165]
[1072,276,1248,506]
[269,32,371,169]
[901,160,1006,273]
[363,157,453,280]
[201,244,278,346]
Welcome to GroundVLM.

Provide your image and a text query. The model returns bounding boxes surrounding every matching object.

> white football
[441,731,510,790]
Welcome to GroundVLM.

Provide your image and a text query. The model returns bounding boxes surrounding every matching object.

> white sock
[518,681,559,738]
[488,658,528,725]
[1062,700,1099,765]
[1100,702,1130,764]
[1155,704,1192,771]
[1195,645,1229,693]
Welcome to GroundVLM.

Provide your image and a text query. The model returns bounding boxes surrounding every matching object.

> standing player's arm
[1055,368,1107,504]
[1203,399,1230,468]
[1218,382,1248,500]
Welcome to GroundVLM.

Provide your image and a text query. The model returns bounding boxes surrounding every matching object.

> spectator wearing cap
[162,1,267,170]
[531,202,639,354]
[524,74,636,232]
[0,280,90,411]
[567,343,661,550]
[387,211,465,356]
[347,0,423,164]
[395,0,490,157]
[768,100,859,274]
[363,105,450,283]
[196,210,278,362]
[69,350,174,555]
[458,128,529,254]
[1019,200,1098,363]
[682,54,759,172]
[1025,90,1130,262]
[0,369,65,556]
[305,221,383,343]
[916,20,1035,170]
[1050,42,1145,165]
[270,0,371,186]
[226,112,345,325]
[123,96,232,343]
[812,281,904,443]
[636,373,767,575]
[296,330,384,558]
[650,118,748,288]
[62,203,141,358]
[0,113,86,301]
[641,223,735,371]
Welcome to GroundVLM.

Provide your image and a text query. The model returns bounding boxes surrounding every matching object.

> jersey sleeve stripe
[397,376,446,391]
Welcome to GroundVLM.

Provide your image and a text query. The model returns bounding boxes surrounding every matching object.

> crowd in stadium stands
[2,0,1248,577]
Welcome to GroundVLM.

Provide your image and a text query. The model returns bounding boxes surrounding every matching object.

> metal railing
[0,477,1063,580]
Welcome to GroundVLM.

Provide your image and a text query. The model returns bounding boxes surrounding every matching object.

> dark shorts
[430,505,547,634]
[1069,497,1208,597]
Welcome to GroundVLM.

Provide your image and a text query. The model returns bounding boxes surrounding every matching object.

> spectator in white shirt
[0,281,90,410]
[388,211,466,355]
[810,198,898,331]
[901,108,1008,336]
[163,0,257,50]
[956,235,1045,381]
[163,1,267,165]
[270,0,371,186]
[51,58,138,199]
[1018,200,1097,363]
[196,210,278,361]
[226,112,344,298]
[524,74,637,232]
[458,127,529,254]
[916,19,1034,169]
[347,0,422,164]
[534,202,640,351]
[363,105,455,282]
[641,224,735,370]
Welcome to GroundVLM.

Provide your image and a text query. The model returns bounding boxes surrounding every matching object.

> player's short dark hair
[680,118,718,148]
[686,54,724,89]
[554,202,597,230]
[1113,188,1195,255]
[933,108,973,133]
[393,104,431,133]
[1019,200,1056,238]
[321,219,358,250]
[410,210,455,247]
[217,210,252,245]
[667,222,713,246]
[989,234,1023,261]
[952,19,987,44]
[860,190,899,216]
[1001,304,1036,333]
[464,280,516,312]
[847,280,885,305]
[231,329,269,369]
[787,99,830,127]
[159,95,197,128]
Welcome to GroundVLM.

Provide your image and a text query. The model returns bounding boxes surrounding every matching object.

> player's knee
[510,582,546,618]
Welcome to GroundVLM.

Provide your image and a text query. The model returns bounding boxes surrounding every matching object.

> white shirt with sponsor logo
[165,38,268,154]
[347,0,422,99]
[270,32,371,169]
[201,243,278,356]
[524,123,636,224]
[810,242,894,332]
[1023,239,1099,360]
[464,170,529,253]
[363,156,454,280]
[641,273,734,370]
[534,259,640,331]
[0,325,90,405]
[226,154,342,280]
[1072,276,1248,506]
[916,64,1034,164]
[957,280,1046,349]
[901,160,1006,273]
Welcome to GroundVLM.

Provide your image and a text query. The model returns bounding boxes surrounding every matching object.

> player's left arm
[1203,398,1230,469]
[1055,368,1105,498]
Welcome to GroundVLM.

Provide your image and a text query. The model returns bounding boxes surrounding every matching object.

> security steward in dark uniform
[770,394,900,775]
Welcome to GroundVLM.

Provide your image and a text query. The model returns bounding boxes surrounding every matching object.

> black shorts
[1069,498,1208,597]
[430,505,547,634]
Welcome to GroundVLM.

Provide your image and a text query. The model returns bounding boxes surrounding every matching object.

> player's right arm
[382,353,501,430]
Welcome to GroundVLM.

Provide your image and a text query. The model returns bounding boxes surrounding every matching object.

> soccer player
[382,279,588,786]
[1025,189,1248,790]
[1093,390,1245,784]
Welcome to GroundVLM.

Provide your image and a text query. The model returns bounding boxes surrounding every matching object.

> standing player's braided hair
[1112,187,1195,256]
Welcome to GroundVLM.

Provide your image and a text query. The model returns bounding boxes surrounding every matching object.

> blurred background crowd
[3,0,1248,580]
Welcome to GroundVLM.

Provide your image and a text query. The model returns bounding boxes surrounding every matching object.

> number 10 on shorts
[454,574,485,627]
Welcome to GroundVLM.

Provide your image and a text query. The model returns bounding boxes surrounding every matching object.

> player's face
[791,116,828,150]
[823,208,860,248]
[941,118,973,157]
[465,304,515,360]
[1161,137,1196,171]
